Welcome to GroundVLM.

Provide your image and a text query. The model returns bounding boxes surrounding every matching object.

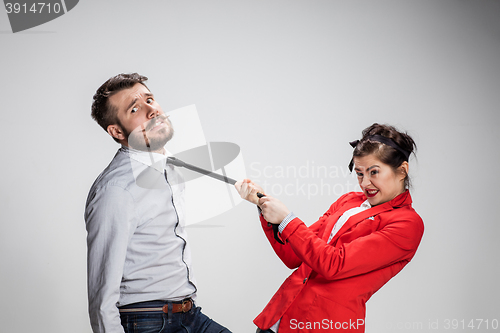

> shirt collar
[361,200,371,209]
[120,145,174,173]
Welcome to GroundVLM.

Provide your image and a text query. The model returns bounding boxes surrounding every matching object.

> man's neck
[122,143,166,155]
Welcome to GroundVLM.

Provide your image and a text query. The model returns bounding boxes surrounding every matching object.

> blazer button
[303,278,307,284]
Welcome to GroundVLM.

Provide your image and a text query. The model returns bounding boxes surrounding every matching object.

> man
[85,73,231,333]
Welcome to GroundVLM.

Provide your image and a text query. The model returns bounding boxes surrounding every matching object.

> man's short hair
[91,73,149,134]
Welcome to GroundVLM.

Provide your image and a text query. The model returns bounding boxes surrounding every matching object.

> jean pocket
[125,313,164,333]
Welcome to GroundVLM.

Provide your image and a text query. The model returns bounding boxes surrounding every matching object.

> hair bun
[361,123,416,156]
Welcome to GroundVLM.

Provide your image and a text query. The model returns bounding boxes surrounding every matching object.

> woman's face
[353,154,408,206]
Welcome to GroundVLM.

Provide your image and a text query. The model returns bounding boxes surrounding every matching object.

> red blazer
[254,190,424,332]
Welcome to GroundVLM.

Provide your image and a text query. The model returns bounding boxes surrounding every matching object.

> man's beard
[121,115,174,152]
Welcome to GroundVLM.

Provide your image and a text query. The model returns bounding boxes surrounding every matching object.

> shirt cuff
[278,212,297,234]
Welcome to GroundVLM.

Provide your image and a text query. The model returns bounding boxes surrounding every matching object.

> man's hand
[235,179,264,205]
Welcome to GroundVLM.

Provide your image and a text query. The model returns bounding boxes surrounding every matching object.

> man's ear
[107,124,126,141]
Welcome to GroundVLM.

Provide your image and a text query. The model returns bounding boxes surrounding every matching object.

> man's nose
[147,105,160,118]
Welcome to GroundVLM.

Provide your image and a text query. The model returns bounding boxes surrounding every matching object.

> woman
[236,123,424,333]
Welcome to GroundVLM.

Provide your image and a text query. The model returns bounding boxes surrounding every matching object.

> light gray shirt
[84,146,197,333]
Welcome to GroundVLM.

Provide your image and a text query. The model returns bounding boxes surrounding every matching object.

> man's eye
[131,106,139,113]
[147,98,153,103]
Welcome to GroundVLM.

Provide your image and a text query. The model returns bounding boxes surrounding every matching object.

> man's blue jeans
[120,301,231,333]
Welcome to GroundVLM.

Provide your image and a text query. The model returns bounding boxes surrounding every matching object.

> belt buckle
[181,298,192,313]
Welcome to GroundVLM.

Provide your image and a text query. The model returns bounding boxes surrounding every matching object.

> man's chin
[127,130,173,152]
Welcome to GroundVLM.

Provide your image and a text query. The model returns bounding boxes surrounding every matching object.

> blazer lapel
[319,198,364,241]
[321,190,413,244]
[327,202,393,244]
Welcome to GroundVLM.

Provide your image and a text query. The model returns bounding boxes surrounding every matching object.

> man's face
[107,83,173,153]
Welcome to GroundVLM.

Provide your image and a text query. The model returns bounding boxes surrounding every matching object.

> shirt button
[303,278,307,284]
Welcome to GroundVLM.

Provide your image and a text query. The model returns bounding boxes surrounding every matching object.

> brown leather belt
[119,298,193,314]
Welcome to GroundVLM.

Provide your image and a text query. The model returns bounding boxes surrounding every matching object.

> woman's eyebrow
[367,165,380,171]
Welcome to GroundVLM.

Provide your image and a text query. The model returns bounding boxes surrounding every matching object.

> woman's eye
[356,172,363,177]
[370,170,379,176]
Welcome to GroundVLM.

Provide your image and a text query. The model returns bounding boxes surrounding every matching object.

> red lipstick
[365,189,379,198]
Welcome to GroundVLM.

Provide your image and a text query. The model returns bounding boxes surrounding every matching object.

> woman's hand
[235,179,264,205]
[235,179,290,224]
[259,195,290,225]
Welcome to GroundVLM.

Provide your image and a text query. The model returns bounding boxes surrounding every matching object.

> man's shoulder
[87,149,135,197]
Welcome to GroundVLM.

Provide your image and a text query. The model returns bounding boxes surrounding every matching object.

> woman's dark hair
[91,73,149,134]
[352,123,417,188]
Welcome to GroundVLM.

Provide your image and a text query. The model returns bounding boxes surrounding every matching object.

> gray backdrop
[1,1,499,332]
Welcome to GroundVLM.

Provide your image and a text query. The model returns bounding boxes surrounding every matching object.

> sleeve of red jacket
[279,210,424,280]
[260,214,324,269]
[260,193,352,270]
